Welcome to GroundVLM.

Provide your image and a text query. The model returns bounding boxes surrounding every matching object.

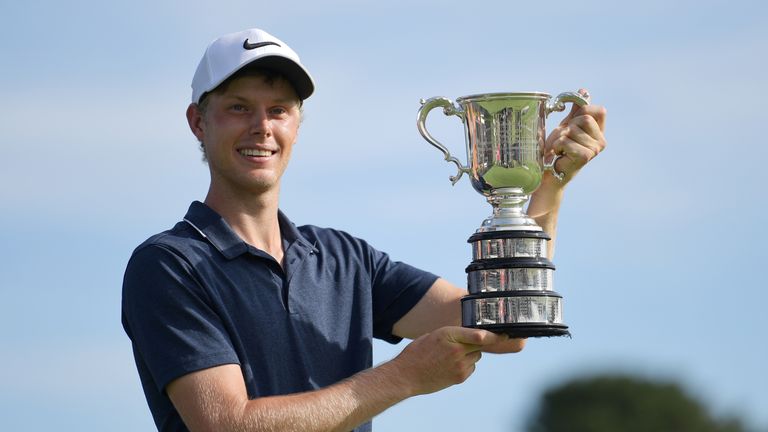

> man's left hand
[542,89,607,186]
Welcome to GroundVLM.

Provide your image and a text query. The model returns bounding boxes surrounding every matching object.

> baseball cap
[191,28,315,104]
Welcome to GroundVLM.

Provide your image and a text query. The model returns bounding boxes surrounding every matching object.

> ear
[186,103,206,142]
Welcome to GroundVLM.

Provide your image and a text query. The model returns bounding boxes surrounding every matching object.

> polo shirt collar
[182,201,316,260]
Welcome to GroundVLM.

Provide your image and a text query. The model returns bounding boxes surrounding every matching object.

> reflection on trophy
[417,92,589,337]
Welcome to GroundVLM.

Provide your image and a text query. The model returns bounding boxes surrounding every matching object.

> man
[122,28,606,432]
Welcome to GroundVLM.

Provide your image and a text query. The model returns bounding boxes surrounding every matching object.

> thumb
[447,327,507,348]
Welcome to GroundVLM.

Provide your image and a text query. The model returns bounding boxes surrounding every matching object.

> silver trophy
[417,91,589,337]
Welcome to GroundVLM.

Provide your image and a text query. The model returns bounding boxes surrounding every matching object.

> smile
[238,149,275,157]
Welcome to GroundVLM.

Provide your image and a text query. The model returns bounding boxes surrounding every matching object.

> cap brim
[245,55,315,100]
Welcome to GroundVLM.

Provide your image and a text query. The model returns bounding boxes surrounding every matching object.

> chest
[197,250,373,340]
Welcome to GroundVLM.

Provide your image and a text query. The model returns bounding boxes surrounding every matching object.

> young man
[122,28,607,432]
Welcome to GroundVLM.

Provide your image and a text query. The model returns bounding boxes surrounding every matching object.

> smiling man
[122,28,606,432]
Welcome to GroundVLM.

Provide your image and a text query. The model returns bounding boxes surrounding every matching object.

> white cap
[191,28,315,103]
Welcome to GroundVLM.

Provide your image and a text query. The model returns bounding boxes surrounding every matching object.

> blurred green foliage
[526,374,746,432]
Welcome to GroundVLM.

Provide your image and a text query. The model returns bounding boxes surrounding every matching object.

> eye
[269,107,288,116]
[230,104,249,112]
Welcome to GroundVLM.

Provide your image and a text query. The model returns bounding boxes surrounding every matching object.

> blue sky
[1,0,766,430]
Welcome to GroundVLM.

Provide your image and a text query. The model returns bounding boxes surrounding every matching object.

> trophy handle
[543,91,591,181]
[545,91,590,115]
[417,97,469,185]
[543,154,565,181]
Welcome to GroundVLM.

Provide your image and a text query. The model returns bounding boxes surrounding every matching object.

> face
[187,75,302,198]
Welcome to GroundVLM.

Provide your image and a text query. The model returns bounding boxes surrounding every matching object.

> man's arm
[528,96,607,258]
[167,326,506,432]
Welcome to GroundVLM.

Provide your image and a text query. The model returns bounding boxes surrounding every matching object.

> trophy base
[461,291,568,339]
[465,323,570,338]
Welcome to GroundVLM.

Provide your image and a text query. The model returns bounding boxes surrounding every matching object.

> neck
[203,184,284,264]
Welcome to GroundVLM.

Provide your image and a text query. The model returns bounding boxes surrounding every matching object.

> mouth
[238,148,276,158]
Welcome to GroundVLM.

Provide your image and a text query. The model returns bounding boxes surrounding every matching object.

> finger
[542,123,567,155]
[460,354,480,383]
[482,336,527,354]
[501,337,526,353]
[557,88,591,126]
[551,116,604,155]
[573,105,607,132]
[447,327,507,348]
[462,362,477,382]
[558,135,600,161]
[562,123,604,156]
[559,101,583,126]
[554,138,599,174]
[568,114,603,142]
[466,350,482,363]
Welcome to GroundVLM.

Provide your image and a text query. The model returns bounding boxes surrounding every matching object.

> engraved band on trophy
[417,91,589,337]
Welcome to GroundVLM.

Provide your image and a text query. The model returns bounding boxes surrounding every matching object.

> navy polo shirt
[121,201,437,432]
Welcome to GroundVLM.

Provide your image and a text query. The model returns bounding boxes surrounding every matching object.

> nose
[249,110,272,136]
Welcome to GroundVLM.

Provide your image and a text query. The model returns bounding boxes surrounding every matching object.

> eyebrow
[222,94,299,105]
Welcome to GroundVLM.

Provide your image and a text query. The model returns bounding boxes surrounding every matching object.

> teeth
[239,149,273,157]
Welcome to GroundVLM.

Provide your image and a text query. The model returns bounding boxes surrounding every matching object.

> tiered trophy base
[462,226,570,338]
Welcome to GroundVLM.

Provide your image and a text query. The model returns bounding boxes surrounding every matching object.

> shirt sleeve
[121,243,240,392]
[365,244,439,344]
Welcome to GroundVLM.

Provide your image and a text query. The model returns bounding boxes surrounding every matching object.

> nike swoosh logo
[243,39,281,50]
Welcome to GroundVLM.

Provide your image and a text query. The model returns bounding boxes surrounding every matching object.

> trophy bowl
[418,91,588,231]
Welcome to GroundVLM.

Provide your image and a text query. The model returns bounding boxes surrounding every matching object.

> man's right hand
[388,326,510,396]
